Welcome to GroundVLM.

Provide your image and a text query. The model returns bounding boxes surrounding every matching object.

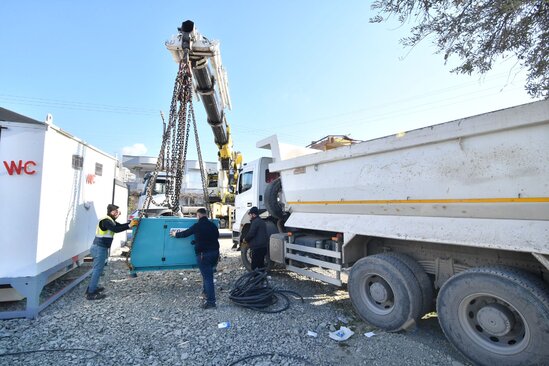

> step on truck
[233,100,549,366]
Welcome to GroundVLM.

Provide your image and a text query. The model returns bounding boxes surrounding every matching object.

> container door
[162,218,198,267]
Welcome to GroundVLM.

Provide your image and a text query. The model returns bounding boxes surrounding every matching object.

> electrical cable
[227,352,316,366]
[0,93,158,116]
[0,348,107,360]
[229,269,303,313]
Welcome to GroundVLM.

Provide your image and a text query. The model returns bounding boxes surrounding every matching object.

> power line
[274,72,526,129]
[231,83,525,144]
[0,93,159,116]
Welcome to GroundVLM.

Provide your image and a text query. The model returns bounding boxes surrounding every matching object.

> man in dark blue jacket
[170,208,220,309]
[244,206,269,270]
[86,204,135,300]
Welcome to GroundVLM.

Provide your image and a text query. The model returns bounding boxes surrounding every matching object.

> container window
[95,163,103,176]
[72,155,83,170]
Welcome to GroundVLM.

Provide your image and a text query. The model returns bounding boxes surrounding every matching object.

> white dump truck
[233,100,549,365]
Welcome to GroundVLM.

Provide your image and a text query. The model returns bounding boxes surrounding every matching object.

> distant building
[122,155,217,194]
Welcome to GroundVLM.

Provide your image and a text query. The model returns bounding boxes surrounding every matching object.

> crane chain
[128,58,213,269]
[189,99,212,218]
[126,61,193,270]
[126,63,188,270]
[142,61,187,212]
[143,60,194,214]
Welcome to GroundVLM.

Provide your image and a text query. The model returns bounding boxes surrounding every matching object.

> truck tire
[241,246,272,272]
[437,266,549,366]
[349,254,423,332]
[264,178,284,219]
[240,220,277,272]
[384,252,434,315]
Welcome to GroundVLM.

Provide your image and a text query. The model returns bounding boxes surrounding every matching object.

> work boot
[200,302,216,309]
[86,292,106,301]
[85,286,104,295]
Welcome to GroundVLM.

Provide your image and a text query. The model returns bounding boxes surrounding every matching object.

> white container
[0,108,127,317]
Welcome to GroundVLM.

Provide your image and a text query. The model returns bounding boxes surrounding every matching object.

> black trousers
[251,247,268,270]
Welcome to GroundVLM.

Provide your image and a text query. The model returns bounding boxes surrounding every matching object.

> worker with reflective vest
[86,204,136,300]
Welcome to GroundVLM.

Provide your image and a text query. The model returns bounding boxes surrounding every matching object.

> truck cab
[137,166,217,218]
[232,157,276,244]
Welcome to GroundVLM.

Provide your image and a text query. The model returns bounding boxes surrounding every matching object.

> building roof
[0,107,43,125]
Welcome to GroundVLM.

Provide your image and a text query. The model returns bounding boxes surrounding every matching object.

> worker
[86,204,136,300]
[244,206,269,270]
[170,208,220,309]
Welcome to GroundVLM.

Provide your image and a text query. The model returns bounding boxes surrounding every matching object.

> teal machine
[129,217,219,275]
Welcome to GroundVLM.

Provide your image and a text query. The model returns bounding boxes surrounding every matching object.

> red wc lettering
[3,160,37,175]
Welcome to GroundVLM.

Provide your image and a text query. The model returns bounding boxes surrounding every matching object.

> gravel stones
[0,234,470,365]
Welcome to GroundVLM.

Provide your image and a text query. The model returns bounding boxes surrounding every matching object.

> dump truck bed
[262,100,549,254]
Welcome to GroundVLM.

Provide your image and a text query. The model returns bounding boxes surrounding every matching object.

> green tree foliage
[370,0,549,98]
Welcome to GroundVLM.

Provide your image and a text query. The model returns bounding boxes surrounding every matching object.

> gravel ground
[0,233,471,366]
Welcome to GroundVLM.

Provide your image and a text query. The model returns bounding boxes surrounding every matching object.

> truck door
[234,162,257,230]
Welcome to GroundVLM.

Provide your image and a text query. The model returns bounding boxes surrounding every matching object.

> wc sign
[3,160,37,175]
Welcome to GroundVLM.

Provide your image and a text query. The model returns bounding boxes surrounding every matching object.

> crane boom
[165,20,238,171]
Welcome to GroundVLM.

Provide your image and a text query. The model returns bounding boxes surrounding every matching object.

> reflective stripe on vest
[95,216,115,238]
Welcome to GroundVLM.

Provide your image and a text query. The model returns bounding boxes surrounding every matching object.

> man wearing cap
[244,206,269,270]
[170,208,220,309]
[86,204,136,300]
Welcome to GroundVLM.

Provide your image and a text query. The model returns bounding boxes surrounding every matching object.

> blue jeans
[197,250,219,305]
[88,244,108,294]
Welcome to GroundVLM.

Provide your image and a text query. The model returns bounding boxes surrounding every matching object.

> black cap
[249,206,259,215]
[107,204,119,213]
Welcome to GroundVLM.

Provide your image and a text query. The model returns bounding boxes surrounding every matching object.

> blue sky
[0,1,538,163]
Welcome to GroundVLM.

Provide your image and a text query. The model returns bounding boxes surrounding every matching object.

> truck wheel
[437,266,549,366]
[349,254,423,331]
[241,247,271,272]
[264,178,284,219]
[385,252,434,315]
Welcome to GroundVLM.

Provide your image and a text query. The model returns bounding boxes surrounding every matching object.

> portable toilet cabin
[0,108,128,319]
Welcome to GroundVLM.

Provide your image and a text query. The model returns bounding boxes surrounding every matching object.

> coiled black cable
[229,269,303,313]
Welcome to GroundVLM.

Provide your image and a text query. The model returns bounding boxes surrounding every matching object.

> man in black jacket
[86,204,136,300]
[170,208,219,309]
[244,206,269,270]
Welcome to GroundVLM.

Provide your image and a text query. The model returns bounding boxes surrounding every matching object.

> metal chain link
[145,60,193,212]
[189,97,212,218]
[172,75,192,214]
[128,59,212,268]
[141,61,185,212]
